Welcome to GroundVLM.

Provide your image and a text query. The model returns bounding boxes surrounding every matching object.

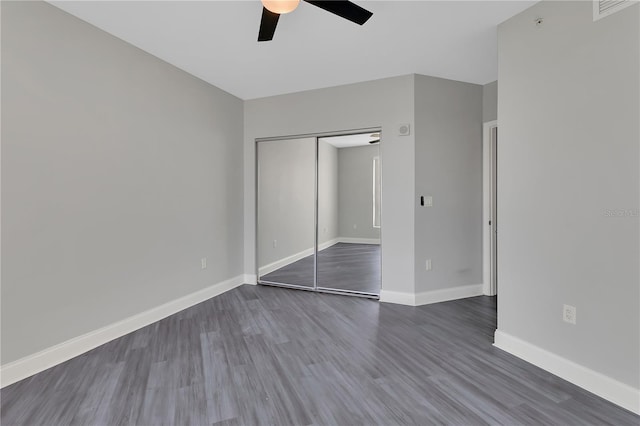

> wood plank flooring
[260,243,381,294]
[2,285,638,425]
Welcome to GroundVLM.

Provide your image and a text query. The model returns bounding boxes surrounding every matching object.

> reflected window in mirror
[373,156,381,228]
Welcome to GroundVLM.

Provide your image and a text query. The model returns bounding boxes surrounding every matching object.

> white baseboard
[243,274,257,285]
[318,238,340,251]
[338,237,380,245]
[379,289,416,305]
[380,284,483,307]
[494,330,640,415]
[258,238,339,276]
[257,237,379,277]
[0,274,246,388]
[415,284,484,306]
[259,248,314,276]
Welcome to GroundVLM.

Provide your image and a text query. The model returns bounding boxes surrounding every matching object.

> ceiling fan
[258,0,373,42]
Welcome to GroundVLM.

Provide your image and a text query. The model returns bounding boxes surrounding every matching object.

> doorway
[256,130,382,298]
[483,121,498,296]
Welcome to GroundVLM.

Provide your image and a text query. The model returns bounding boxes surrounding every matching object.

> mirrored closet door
[257,132,381,298]
[317,135,380,296]
[257,138,316,289]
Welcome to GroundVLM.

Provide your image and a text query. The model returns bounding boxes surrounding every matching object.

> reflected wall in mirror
[257,132,381,297]
[257,138,316,288]
[318,134,381,295]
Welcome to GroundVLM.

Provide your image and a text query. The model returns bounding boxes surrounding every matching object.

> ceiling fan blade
[304,1,373,25]
[258,7,280,41]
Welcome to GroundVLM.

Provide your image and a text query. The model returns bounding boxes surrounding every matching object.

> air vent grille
[593,0,636,21]
[600,0,626,13]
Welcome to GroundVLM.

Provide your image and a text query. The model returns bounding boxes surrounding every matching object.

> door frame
[482,120,498,296]
[255,127,382,299]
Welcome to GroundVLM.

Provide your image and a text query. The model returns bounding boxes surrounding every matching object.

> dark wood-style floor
[260,243,381,294]
[2,285,638,425]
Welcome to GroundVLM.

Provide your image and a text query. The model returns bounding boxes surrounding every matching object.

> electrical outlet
[426,259,432,271]
[273,240,277,248]
[353,224,358,229]
[563,304,576,324]
[201,258,207,269]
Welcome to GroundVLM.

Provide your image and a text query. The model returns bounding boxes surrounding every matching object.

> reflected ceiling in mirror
[319,132,379,148]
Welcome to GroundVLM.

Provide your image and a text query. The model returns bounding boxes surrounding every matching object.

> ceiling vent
[593,0,636,21]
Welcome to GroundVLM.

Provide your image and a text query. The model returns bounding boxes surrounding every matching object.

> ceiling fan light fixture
[261,0,300,14]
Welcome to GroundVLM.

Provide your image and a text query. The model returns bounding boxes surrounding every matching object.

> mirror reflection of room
[257,132,381,297]
[257,138,316,288]
[317,134,380,295]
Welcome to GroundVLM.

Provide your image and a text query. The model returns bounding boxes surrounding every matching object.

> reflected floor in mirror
[260,243,380,294]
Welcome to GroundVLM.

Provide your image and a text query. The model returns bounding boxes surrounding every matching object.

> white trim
[258,238,340,276]
[0,275,246,388]
[379,289,415,305]
[258,237,380,278]
[494,330,640,415]
[593,0,637,21]
[318,239,340,250]
[415,284,484,306]
[338,237,380,245]
[243,274,257,285]
[483,120,498,296]
[380,284,483,307]
[259,247,315,276]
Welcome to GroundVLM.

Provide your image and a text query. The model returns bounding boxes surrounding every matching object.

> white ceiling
[49,1,536,100]
[320,132,380,148]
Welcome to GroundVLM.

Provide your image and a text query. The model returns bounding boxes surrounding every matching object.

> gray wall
[338,145,381,240]
[482,81,498,123]
[414,75,483,293]
[1,1,244,364]
[497,0,639,388]
[244,76,416,295]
